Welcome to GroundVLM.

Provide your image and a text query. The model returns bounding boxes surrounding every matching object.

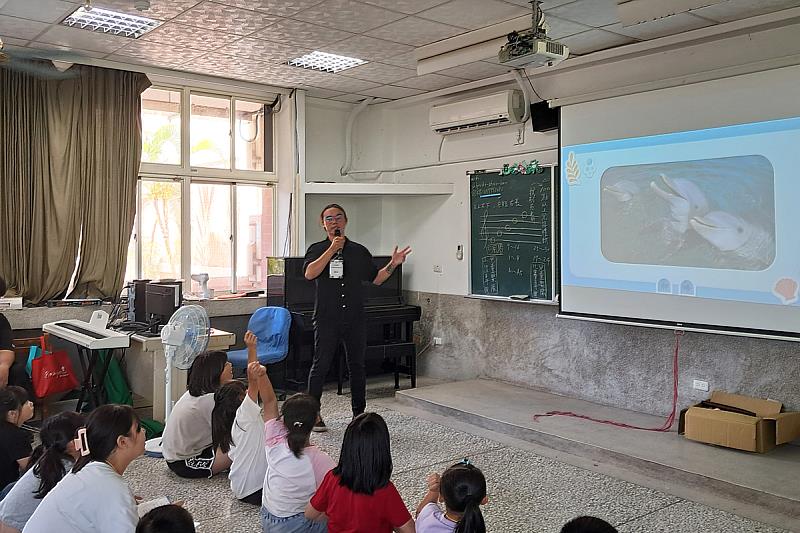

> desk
[125,329,236,422]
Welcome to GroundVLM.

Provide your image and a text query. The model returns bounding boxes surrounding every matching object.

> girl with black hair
[560,516,618,533]
[415,461,488,533]
[136,504,196,533]
[161,350,233,479]
[23,404,145,533]
[260,351,333,532]
[0,387,33,493]
[0,412,84,533]
[213,333,269,506]
[305,413,413,533]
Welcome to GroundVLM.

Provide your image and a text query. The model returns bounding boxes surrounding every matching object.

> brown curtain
[0,64,150,304]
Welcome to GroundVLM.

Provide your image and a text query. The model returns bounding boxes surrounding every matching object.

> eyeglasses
[324,214,344,222]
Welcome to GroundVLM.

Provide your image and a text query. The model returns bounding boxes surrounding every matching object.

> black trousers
[308,320,366,416]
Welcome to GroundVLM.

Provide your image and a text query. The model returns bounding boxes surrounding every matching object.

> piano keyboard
[43,320,131,350]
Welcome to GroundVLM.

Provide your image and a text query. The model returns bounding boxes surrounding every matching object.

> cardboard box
[679,390,800,453]
[0,297,22,310]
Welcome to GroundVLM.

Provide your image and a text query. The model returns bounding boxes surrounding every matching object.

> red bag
[31,338,79,398]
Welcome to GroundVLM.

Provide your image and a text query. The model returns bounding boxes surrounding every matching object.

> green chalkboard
[469,167,555,301]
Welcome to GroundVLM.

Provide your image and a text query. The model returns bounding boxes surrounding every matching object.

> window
[190,94,231,169]
[140,180,181,280]
[236,185,274,291]
[191,182,232,293]
[141,88,181,165]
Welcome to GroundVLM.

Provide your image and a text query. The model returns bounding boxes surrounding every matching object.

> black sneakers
[312,418,328,432]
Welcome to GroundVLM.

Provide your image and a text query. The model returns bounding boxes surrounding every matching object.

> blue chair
[227,307,291,369]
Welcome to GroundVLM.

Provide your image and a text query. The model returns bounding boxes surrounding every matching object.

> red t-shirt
[310,471,412,533]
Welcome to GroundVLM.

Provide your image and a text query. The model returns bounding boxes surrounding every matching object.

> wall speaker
[531,101,559,132]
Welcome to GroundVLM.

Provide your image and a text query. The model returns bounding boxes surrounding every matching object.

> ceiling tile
[690,0,800,23]
[92,0,201,20]
[436,60,509,80]
[182,52,274,79]
[0,36,29,46]
[381,50,418,69]
[365,16,466,46]
[251,19,353,49]
[223,0,325,17]
[545,15,593,39]
[308,75,381,93]
[417,0,529,30]
[324,35,413,61]
[560,28,637,55]
[341,62,417,83]
[35,25,131,53]
[395,72,464,90]
[26,42,109,59]
[360,0,451,14]
[547,0,621,27]
[114,39,205,65]
[360,85,426,99]
[221,37,310,63]
[603,13,713,40]
[303,87,346,98]
[0,0,77,23]
[172,1,278,36]
[295,0,405,33]
[141,22,239,51]
[0,15,49,40]
[330,93,373,103]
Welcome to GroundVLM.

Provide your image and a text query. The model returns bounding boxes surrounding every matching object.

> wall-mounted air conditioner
[429,90,525,135]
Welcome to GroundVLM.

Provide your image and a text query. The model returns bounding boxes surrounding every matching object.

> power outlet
[692,379,709,392]
[433,336,443,346]
[433,264,443,273]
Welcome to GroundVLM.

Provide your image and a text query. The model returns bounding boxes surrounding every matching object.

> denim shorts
[260,507,327,533]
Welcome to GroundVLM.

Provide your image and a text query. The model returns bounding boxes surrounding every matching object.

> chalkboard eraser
[509,294,530,300]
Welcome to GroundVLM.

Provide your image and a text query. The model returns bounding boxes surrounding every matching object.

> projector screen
[559,68,800,338]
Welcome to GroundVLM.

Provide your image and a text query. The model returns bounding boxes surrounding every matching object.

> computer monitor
[145,281,183,332]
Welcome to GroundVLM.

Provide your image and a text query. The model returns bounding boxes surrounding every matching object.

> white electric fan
[144,305,211,456]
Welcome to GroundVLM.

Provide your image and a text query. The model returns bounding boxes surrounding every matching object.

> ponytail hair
[31,412,84,498]
[440,461,487,533]
[72,404,139,473]
[280,393,319,458]
[212,381,246,454]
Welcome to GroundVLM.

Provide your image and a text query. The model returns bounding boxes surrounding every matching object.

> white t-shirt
[22,461,138,533]
[161,391,215,462]
[262,418,335,517]
[228,395,268,499]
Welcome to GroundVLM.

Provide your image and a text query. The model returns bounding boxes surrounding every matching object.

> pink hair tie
[74,427,90,457]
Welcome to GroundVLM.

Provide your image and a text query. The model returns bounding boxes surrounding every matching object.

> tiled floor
[124,379,792,533]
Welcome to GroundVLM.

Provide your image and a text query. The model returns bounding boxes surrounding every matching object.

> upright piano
[266,256,421,392]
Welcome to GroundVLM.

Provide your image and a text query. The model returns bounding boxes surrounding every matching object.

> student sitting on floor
[305,413,414,533]
[161,351,233,479]
[136,504,196,533]
[0,412,84,533]
[561,516,618,533]
[0,387,33,496]
[23,404,145,533]
[261,379,333,532]
[415,460,487,533]
[212,332,268,505]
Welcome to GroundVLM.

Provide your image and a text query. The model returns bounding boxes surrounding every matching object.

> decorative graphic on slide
[566,152,580,185]
[772,277,798,304]
[600,156,776,271]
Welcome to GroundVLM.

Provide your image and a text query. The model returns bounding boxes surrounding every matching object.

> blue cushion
[227,307,290,368]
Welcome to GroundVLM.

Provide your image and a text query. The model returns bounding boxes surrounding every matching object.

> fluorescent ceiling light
[287,51,366,73]
[61,6,161,39]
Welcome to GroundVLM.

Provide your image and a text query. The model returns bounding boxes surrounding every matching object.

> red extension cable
[532,330,683,432]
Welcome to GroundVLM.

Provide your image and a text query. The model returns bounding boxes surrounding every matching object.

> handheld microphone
[334,229,341,237]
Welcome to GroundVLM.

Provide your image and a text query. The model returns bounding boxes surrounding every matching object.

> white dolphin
[690,211,775,269]
[650,174,710,234]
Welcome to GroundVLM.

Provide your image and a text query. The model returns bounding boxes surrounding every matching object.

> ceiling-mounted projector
[498,1,568,68]
[499,30,569,68]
